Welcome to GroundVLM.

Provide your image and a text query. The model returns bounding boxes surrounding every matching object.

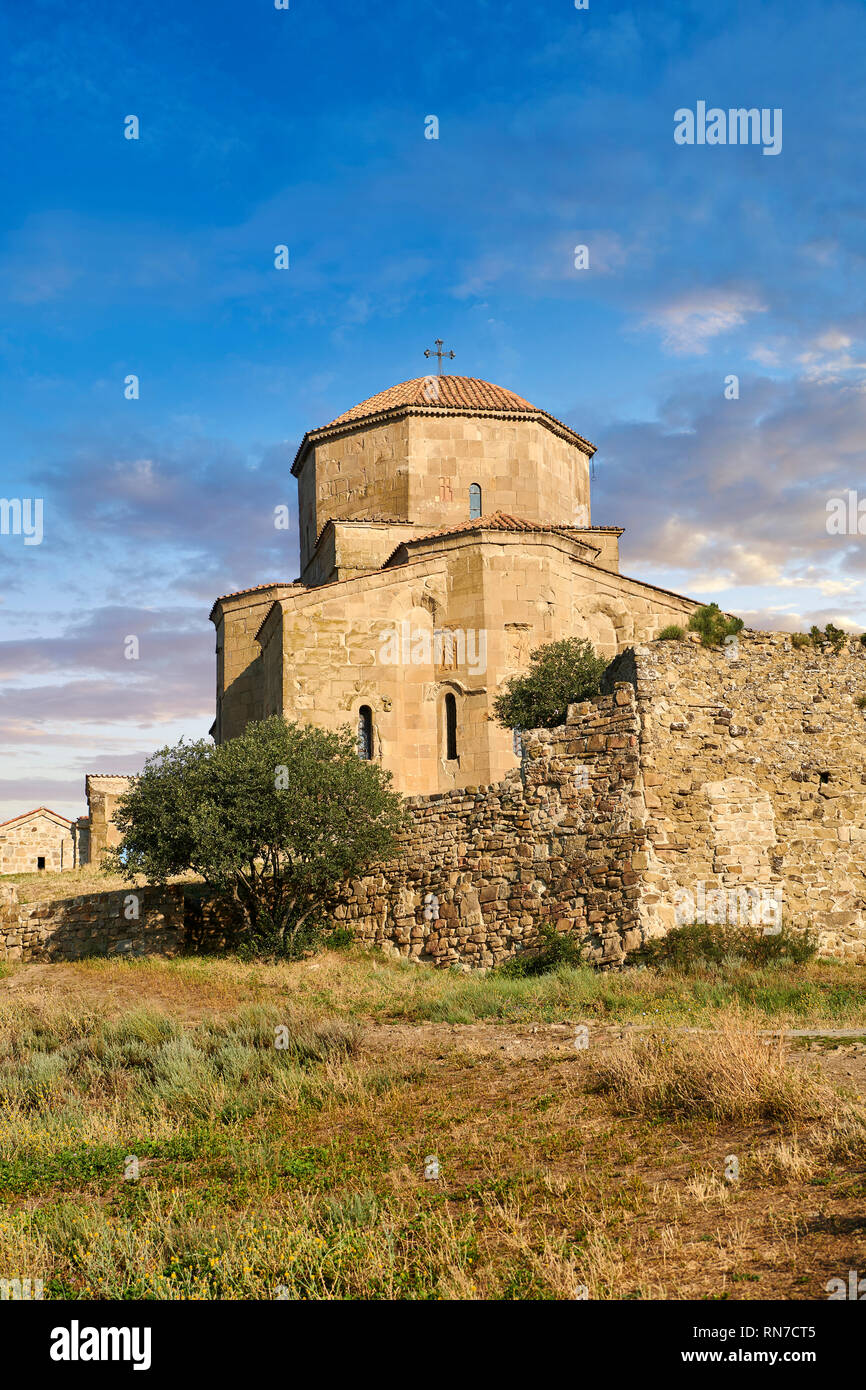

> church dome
[292,376,595,475]
[326,376,539,425]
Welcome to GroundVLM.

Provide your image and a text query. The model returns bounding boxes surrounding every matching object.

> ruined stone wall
[609,632,866,962]
[0,884,236,962]
[330,684,645,968]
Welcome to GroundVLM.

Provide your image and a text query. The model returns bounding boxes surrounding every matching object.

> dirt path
[360,1020,866,1096]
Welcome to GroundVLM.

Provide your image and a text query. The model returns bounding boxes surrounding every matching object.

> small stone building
[211,374,701,794]
[0,807,75,874]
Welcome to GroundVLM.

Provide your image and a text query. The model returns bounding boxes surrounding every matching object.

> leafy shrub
[657,625,685,641]
[633,921,818,970]
[687,603,744,649]
[860,634,866,648]
[322,926,356,951]
[497,922,586,977]
[493,638,607,730]
[810,623,848,653]
[793,624,850,654]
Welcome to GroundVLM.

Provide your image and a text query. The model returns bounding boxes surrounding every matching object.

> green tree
[105,716,405,957]
[809,622,848,653]
[492,637,607,731]
[688,603,744,648]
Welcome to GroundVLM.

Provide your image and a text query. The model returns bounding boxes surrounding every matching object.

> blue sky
[1,0,865,820]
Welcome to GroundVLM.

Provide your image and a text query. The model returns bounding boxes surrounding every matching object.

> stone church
[210,371,699,794]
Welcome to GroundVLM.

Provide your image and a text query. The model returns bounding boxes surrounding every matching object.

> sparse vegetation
[1,951,865,1301]
[791,624,851,654]
[811,622,849,653]
[656,624,684,641]
[633,922,818,971]
[687,603,744,649]
[584,1024,836,1124]
[855,694,866,711]
[496,922,586,977]
[493,638,607,730]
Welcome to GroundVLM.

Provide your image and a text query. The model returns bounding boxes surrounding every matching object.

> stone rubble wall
[0,885,235,963]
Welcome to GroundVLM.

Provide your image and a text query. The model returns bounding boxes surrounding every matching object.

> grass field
[0,947,864,1300]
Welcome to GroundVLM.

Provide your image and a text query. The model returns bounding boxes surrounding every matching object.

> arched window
[357,705,373,760]
[444,693,458,760]
[469,483,482,519]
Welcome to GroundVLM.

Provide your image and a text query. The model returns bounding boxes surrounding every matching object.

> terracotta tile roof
[0,806,73,829]
[382,512,601,567]
[326,515,409,525]
[328,377,539,423]
[292,376,595,474]
[209,581,299,621]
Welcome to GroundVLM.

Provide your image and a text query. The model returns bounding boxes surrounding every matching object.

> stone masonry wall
[0,811,74,874]
[329,683,645,968]
[332,632,866,966]
[0,885,236,963]
[608,632,866,962]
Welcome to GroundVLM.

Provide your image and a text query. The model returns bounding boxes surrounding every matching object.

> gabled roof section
[209,581,300,623]
[0,806,73,830]
[381,511,603,568]
[292,376,596,475]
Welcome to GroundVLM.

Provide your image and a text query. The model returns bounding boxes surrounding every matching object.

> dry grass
[1,958,865,1299]
[3,867,201,904]
[583,1024,841,1124]
[5,942,864,1030]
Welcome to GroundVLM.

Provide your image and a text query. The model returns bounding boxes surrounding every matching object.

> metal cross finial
[424,338,455,375]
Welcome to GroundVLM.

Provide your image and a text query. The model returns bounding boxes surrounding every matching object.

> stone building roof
[209,581,300,622]
[328,376,540,423]
[381,511,604,567]
[0,806,73,829]
[292,375,596,475]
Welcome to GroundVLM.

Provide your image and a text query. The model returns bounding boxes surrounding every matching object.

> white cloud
[639,289,766,355]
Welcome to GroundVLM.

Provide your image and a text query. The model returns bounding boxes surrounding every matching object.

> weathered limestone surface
[85,776,135,864]
[609,632,866,962]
